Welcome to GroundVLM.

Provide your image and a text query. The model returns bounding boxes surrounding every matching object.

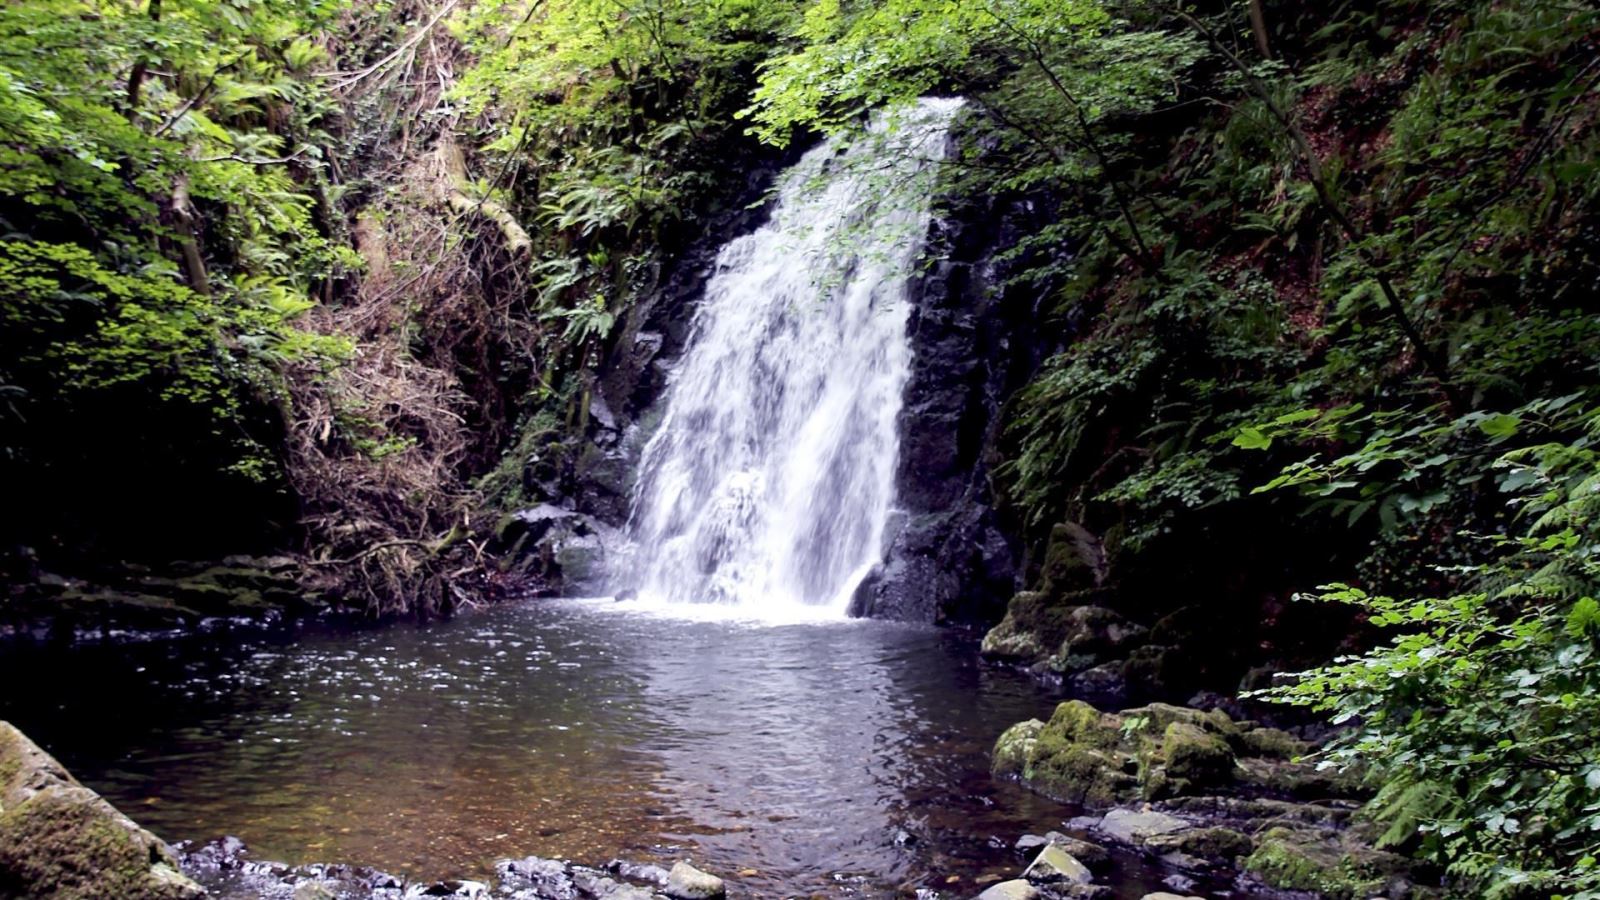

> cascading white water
[624,98,962,618]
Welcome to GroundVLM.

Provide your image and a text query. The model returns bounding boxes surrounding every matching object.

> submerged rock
[662,861,724,900]
[974,879,1039,900]
[0,721,205,900]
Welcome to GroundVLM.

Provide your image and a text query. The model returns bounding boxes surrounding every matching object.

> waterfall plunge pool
[0,601,1200,898]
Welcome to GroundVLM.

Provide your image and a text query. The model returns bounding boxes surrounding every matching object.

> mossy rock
[1124,703,1238,739]
[1144,826,1254,862]
[1029,701,1134,805]
[1243,826,1416,899]
[1119,644,1178,696]
[992,719,1044,778]
[1038,521,1104,597]
[998,701,1140,805]
[1235,756,1366,801]
[981,593,1141,672]
[1045,606,1148,674]
[1152,721,1235,793]
[0,721,204,899]
[993,699,1364,812]
[1237,725,1307,760]
[981,592,1050,661]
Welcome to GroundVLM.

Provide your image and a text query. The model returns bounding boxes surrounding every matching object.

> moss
[1039,522,1098,597]
[0,789,199,899]
[1018,701,1140,804]
[1146,826,1255,862]
[1160,721,1235,785]
[0,730,20,805]
[1026,744,1137,806]
[1119,644,1175,695]
[997,699,1356,811]
[980,595,1048,660]
[1238,726,1306,760]
[0,723,203,899]
[992,719,1044,777]
[1243,827,1390,899]
[979,591,1126,669]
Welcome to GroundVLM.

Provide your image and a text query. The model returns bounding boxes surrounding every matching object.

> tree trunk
[1248,0,1273,60]
[170,173,210,296]
[124,0,163,116]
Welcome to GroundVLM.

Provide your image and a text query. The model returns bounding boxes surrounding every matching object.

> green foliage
[1256,410,1600,898]
[452,0,799,332]
[452,0,808,501]
[0,0,353,552]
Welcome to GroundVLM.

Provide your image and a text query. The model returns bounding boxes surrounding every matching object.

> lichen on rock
[0,721,204,900]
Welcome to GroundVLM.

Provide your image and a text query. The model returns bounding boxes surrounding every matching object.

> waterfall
[624,98,962,618]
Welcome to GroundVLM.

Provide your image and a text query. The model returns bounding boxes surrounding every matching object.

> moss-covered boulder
[992,700,1139,805]
[992,701,1251,804]
[1142,721,1234,798]
[981,594,1146,673]
[992,719,1046,778]
[992,699,1357,810]
[1243,825,1421,899]
[1142,825,1254,863]
[0,721,203,900]
[1037,521,1106,596]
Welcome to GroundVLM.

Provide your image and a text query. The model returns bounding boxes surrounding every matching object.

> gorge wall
[497,112,1063,625]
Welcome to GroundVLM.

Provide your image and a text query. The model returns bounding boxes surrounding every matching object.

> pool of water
[0,600,1188,897]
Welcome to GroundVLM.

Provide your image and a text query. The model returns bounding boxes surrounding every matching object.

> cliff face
[850,133,1067,624]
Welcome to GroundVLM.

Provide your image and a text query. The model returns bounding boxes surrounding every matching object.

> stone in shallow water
[497,856,580,899]
[1097,808,1190,844]
[663,860,725,900]
[404,880,488,898]
[606,859,670,886]
[974,879,1039,900]
[1014,833,1110,872]
[1022,844,1091,885]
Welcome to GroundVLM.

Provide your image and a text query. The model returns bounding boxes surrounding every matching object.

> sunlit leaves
[1254,410,1600,897]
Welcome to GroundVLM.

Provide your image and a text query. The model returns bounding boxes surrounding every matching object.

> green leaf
[1478,413,1521,440]
[1233,426,1273,450]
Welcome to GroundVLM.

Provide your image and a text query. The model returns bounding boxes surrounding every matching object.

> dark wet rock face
[851,127,1065,625]
[0,721,204,900]
[492,505,624,595]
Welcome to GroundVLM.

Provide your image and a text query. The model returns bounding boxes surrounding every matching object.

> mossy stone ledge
[0,721,204,900]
